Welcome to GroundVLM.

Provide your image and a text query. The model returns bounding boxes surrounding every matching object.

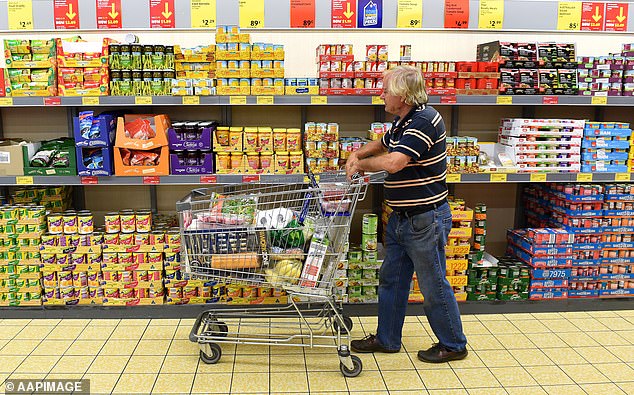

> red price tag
[143,176,160,184]
[200,175,217,183]
[290,0,316,28]
[440,96,457,104]
[81,176,98,184]
[150,0,175,28]
[581,2,605,31]
[331,0,357,28]
[54,0,80,29]
[444,0,470,29]
[242,175,260,183]
[44,97,61,106]
[543,96,559,104]
[96,0,122,29]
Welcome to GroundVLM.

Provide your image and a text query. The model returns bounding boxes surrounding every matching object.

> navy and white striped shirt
[381,104,448,208]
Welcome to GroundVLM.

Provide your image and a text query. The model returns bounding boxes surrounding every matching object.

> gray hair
[383,65,428,105]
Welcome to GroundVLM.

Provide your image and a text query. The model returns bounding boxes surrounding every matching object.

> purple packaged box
[168,127,214,151]
[169,152,213,175]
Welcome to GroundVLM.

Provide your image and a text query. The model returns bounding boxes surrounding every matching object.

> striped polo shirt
[381,104,448,208]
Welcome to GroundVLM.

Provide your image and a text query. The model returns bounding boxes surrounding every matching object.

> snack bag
[124,117,156,140]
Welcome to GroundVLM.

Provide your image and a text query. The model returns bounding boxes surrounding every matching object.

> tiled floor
[0,310,633,394]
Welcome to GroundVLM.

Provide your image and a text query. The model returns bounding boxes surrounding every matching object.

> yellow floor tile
[167,339,200,356]
[81,373,120,394]
[196,354,235,373]
[580,383,626,395]
[531,312,563,320]
[56,319,91,326]
[190,373,232,394]
[428,390,467,395]
[489,366,539,387]
[12,326,54,340]
[476,314,507,322]
[28,319,61,326]
[75,325,115,341]
[3,319,31,326]
[149,318,181,326]
[118,319,150,326]
[608,345,634,362]
[49,355,95,375]
[574,346,621,363]
[0,372,8,384]
[304,354,341,372]
[30,339,74,356]
[381,369,424,391]
[0,356,26,373]
[270,354,307,372]
[465,335,504,351]
[616,382,634,394]
[174,326,192,339]
[567,318,610,332]
[112,373,156,394]
[0,339,39,355]
[557,332,601,348]
[151,373,194,394]
[587,331,630,346]
[132,339,171,356]
[453,367,500,388]
[505,386,548,395]
[14,355,61,374]
[109,326,146,340]
[542,384,586,395]
[86,355,131,374]
[560,311,591,319]
[482,320,522,334]
[374,352,415,370]
[597,317,634,331]
[346,370,387,392]
[122,355,164,374]
[308,371,349,392]
[270,371,309,392]
[475,350,520,368]
[448,352,485,369]
[237,343,272,355]
[538,319,579,332]
[503,313,536,320]
[7,373,47,381]
[46,326,84,340]
[160,354,199,374]
[231,372,269,393]
[401,336,425,352]
[44,373,80,380]
[592,362,634,381]
[540,347,585,365]
[385,390,428,395]
[462,321,491,335]
[142,325,178,340]
[512,320,551,333]
[418,367,463,389]
[234,353,270,373]
[526,365,575,385]
[493,333,535,350]
[466,388,508,395]
[179,318,196,326]
[98,339,139,356]
[616,329,634,344]
[0,326,26,340]
[508,349,552,367]
[90,319,121,326]
[65,339,107,356]
[524,332,564,346]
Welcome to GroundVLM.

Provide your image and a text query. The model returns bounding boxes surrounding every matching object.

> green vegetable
[270,219,305,249]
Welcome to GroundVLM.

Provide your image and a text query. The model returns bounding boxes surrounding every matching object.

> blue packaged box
[73,112,116,147]
[530,279,569,288]
[604,194,634,202]
[583,128,632,137]
[531,268,572,279]
[581,139,630,149]
[507,231,573,256]
[568,289,599,298]
[581,164,629,173]
[603,257,634,265]
[599,288,634,297]
[529,288,568,300]
[603,241,634,249]
[581,151,629,161]
[548,188,604,202]
[603,210,634,218]
[75,146,113,176]
[572,259,603,267]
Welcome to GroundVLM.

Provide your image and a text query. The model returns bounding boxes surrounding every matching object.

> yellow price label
[557,1,582,30]
[230,96,247,105]
[7,0,33,30]
[311,96,328,104]
[16,176,33,185]
[576,173,593,182]
[446,174,461,183]
[396,0,423,28]
[0,98,13,106]
[530,173,548,182]
[183,96,200,105]
[615,173,631,182]
[239,0,264,28]
[479,0,504,29]
[135,96,153,105]
[82,97,100,106]
[190,0,216,28]
[491,173,507,182]
[256,96,274,105]
[372,96,383,105]
[303,175,319,183]
[591,96,608,105]
[496,96,513,104]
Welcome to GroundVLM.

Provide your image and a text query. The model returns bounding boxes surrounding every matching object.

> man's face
[380,80,405,116]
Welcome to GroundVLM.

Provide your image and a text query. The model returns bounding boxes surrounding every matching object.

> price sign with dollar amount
[290,0,316,28]
[397,0,423,28]
[240,0,264,29]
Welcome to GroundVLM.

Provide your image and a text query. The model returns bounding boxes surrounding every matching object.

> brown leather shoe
[417,343,468,363]
[351,334,400,353]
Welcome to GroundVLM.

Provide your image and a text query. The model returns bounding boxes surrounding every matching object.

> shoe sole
[417,351,468,363]
[351,347,400,354]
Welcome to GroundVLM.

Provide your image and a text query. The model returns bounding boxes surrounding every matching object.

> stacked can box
[172,44,215,96]
[109,43,175,96]
[447,137,481,174]
[304,122,340,174]
[466,265,498,300]
[497,118,583,172]
[12,186,72,213]
[56,38,110,96]
[577,46,634,97]
[345,213,380,304]
[507,228,573,300]
[169,120,217,175]
[473,204,487,251]
[495,257,531,300]
[581,121,631,173]
[3,39,57,97]
[0,205,46,306]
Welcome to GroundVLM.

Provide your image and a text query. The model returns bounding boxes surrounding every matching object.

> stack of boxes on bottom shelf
[11,186,72,213]
[581,121,631,173]
[73,111,116,176]
[498,118,583,172]
[0,205,47,306]
[345,214,380,304]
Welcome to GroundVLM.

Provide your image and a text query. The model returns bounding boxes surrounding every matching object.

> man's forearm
[355,140,387,159]
[357,155,391,173]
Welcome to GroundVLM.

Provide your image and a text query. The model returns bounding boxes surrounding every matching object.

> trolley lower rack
[189,290,363,377]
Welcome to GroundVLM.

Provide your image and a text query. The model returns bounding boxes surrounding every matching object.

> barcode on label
[0,152,10,164]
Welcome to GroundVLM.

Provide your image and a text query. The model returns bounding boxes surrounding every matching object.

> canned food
[62,213,78,234]
[134,252,146,264]
[147,270,161,281]
[102,253,119,265]
[119,233,134,245]
[118,252,134,264]
[167,231,181,245]
[104,288,119,298]
[72,272,88,287]
[136,210,152,233]
[363,250,378,262]
[87,271,101,287]
[104,212,121,233]
[134,270,149,282]
[135,233,150,245]
[120,212,136,233]
[78,214,94,235]
[104,233,119,245]
[362,214,378,235]
[361,233,377,251]
[148,252,163,264]
[226,285,242,297]
[169,287,183,298]
[119,288,134,298]
[47,215,63,234]
[183,286,198,297]
[58,271,73,287]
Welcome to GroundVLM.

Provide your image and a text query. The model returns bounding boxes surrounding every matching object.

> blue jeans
[376,203,467,352]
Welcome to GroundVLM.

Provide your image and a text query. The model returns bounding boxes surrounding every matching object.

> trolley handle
[176,188,208,212]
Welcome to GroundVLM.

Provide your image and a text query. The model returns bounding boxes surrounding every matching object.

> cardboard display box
[0,140,39,175]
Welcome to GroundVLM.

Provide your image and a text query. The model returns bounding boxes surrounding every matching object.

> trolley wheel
[209,321,229,337]
[199,343,222,364]
[340,355,362,377]
[333,315,353,334]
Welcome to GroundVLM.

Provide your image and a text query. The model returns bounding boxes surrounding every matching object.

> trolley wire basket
[176,172,370,376]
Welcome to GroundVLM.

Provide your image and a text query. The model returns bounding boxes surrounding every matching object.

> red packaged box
[478,62,499,72]
[477,78,498,89]
[456,62,477,72]
[0,69,5,96]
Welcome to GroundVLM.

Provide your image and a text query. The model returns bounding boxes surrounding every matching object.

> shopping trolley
[177,172,370,377]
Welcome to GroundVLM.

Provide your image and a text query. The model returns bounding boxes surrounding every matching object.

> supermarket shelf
[2,95,634,107]
[1,173,631,186]
[0,298,632,319]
